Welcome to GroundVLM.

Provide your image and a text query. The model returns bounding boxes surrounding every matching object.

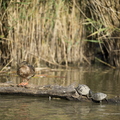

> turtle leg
[105,98,108,103]
[86,94,91,100]
[100,100,102,104]
[78,94,82,100]
[80,94,83,99]
[100,99,108,104]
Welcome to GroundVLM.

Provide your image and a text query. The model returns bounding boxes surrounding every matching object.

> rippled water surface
[0,67,120,120]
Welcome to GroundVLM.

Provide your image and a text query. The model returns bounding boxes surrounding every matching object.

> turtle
[76,84,91,99]
[91,92,108,103]
[17,61,35,86]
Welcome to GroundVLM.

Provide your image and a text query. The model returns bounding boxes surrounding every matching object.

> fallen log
[0,82,119,104]
[0,83,79,98]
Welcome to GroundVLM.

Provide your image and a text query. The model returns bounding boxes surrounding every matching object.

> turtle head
[89,90,93,98]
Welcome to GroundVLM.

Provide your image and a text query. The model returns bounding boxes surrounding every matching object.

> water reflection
[0,67,120,120]
[0,95,120,120]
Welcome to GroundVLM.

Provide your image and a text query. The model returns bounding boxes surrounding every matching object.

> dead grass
[0,0,120,68]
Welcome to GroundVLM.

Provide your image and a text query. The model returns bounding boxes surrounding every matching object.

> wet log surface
[0,83,120,104]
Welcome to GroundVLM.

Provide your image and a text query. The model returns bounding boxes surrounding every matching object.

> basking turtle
[17,61,35,86]
[76,84,91,99]
[91,92,108,103]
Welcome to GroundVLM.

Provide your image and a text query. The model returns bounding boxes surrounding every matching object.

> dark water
[0,67,120,120]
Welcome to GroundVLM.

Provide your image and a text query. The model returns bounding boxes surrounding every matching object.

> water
[0,67,120,120]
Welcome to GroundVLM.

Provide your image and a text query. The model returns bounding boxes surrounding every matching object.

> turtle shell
[76,84,90,96]
[92,92,107,101]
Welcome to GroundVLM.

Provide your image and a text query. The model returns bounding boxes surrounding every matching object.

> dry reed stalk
[86,0,120,67]
[1,0,88,67]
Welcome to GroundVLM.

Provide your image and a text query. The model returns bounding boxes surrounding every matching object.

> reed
[0,0,120,68]
[0,0,87,67]
[86,0,120,67]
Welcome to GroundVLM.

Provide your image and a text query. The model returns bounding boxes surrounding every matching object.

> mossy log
[0,83,119,104]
